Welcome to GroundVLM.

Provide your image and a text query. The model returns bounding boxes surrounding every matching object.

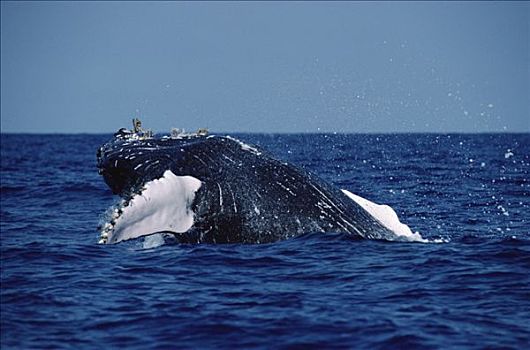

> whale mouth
[98,170,202,244]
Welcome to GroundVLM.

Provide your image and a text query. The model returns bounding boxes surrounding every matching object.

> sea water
[1,133,529,349]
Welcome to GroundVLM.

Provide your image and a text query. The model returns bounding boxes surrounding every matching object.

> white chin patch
[100,170,202,244]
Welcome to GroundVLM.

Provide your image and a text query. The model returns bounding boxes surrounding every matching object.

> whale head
[96,134,209,244]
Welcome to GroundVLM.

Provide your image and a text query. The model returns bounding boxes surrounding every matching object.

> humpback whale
[96,124,418,244]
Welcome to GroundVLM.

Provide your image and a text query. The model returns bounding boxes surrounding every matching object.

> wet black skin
[97,134,395,243]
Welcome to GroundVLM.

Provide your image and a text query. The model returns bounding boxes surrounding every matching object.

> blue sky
[1,1,528,133]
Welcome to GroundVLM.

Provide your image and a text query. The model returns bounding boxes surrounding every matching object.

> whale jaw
[99,170,202,244]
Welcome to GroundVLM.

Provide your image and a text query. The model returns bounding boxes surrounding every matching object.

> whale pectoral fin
[100,171,202,244]
[341,189,425,242]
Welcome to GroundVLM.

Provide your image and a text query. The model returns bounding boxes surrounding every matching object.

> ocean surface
[1,133,529,349]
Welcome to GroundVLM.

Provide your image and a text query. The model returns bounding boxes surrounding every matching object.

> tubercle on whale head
[97,195,132,244]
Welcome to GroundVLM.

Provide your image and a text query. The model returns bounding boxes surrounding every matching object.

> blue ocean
[1,133,529,349]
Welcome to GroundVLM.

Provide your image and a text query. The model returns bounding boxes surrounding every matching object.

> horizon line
[1,131,529,136]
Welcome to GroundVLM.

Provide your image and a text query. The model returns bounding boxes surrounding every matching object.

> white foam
[142,233,167,249]
[341,189,428,243]
[107,170,201,244]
